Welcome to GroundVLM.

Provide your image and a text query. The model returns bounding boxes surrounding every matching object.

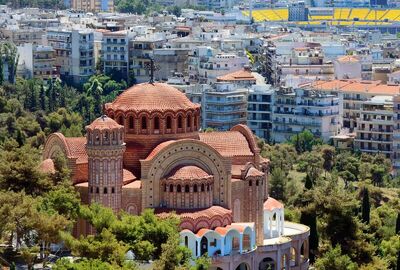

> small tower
[86,115,125,212]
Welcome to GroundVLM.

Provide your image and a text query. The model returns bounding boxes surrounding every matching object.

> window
[104,187,108,194]
[249,180,252,186]
[96,187,99,193]
[118,116,124,125]
[185,185,190,192]
[129,116,134,129]
[256,180,259,186]
[178,115,183,129]
[187,116,191,128]
[201,184,205,192]
[194,185,198,192]
[207,184,210,191]
[166,116,172,129]
[111,187,115,193]
[169,184,173,192]
[141,116,147,129]
[90,186,93,193]
[177,185,181,192]
[185,236,188,247]
[154,117,160,130]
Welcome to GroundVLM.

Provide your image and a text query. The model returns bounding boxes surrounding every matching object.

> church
[40,82,310,270]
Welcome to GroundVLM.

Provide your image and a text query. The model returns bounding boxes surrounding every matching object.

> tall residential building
[393,95,400,174]
[0,28,45,46]
[71,0,114,12]
[272,87,341,143]
[202,82,248,130]
[288,1,309,21]
[46,29,95,84]
[102,30,131,81]
[354,96,393,159]
[17,44,58,83]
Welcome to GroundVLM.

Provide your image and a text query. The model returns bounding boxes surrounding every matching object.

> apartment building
[272,87,341,143]
[130,35,165,83]
[354,95,393,159]
[202,82,248,131]
[17,43,58,83]
[153,48,190,81]
[102,30,130,81]
[71,0,114,12]
[0,28,45,46]
[309,79,400,130]
[393,95,400,173]
[46,28,95,84]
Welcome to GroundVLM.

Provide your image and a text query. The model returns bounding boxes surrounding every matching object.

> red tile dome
[86,115,123,131]
[167,166,211,180]
[105,82,200,113]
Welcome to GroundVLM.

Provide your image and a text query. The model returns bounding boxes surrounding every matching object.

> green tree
[321,145,335,174]
[269,167,287,201]
[300,210,318,262]
[315,245,357,270]
[371,165,386,187]
[288,130,323,153]
[361,187,370,224]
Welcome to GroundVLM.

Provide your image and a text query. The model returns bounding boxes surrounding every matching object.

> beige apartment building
[71,0,114,12]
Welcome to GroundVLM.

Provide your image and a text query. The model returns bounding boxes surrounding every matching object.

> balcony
[274,118,321,127]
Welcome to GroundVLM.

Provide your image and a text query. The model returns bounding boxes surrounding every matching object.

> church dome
[105,83,200,114]
[86,115,123,132]
[167,166,211,181]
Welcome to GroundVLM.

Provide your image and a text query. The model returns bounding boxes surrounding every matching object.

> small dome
[105,83,200,113]
[167,166,211,180]
[264,197,284,211]
[86,115,123,131]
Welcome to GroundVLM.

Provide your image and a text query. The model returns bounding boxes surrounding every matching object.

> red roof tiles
[264,197,284,211]
[64,137,87,164]
[105,83,200,113]
[86,115,123,131]
[167,166,210,180]
[38,159,55,174]
[217,69,256,82]
[199,131,253,157]
[156,205,231,220]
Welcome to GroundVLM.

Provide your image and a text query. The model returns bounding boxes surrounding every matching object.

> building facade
[40,82,309,270]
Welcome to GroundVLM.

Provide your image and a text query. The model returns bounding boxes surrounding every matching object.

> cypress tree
[361,187,370,224]
[396,212,400,235]
[300,211,318,263]
[39,85,47,111]
[304,173,313,190]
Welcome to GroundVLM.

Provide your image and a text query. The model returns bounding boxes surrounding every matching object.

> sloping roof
[167,166,210,180]
[245,167,264,178]
[199,131,253,157]
[86,115,123,131]
[156,205,231,220]
[309,79,400,95]
[264,197,284,211]
[64,137,87,164]
[217,69,256,82]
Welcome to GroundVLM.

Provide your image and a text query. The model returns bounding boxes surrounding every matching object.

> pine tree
[361,187,370,224]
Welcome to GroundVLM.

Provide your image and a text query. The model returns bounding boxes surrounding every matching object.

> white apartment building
[46,28,95,84]
[17,43,58,83]
[102,30,131,81]
[272,87,341,143]
[354,95,393,159]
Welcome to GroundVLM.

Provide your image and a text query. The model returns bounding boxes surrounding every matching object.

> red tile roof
[336,55,360,63]
[64,137,87,164]
[246,167,264,178]
[156,205,231,220]
[217,69,256,82]
[86,115,123,131]
[309,79,400,95]
[105,83,200,113]
[199,131,253,157]
[264,197,284,211]
[123,169,136,184]
[145,140,176,160]
[167,166,210,180]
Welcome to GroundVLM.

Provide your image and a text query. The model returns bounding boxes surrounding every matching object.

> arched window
[249,180,252,186]
[129,116,134,129]
[194,184,198,192]
[118,115,123,125]
[187,116,191,128]
[166,116,172,129]
[201,184,205,192]
[177,185,181,192]
[256,180,259,186]
[96,187,99,193]
[154,116,160,130]
[111,187,115,193]
[141,116,147,129]
[169,184,173,192]
[178,115,183,129]
[185,185,190,192]
[207,184,210,191]
[104,187,108,194]
[184,236,188,247]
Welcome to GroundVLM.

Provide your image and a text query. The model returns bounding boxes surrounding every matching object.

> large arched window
[129,116,134,129]
[185,185,190,192]
[154,116,160,130]
[194,184,198,192]
[169,184,173,192]
[177,185,181,193]
[178,115,183,129]
[141,116,147,129]
[201,183,205,192]
[166,116,172,129]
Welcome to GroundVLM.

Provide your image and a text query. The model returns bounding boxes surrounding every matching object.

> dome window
[141,116,147,130]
